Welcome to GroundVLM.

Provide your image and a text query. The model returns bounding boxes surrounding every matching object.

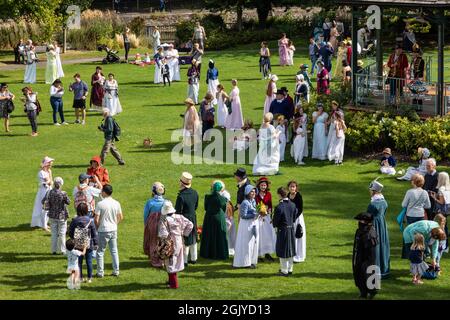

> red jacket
[87,156,110,186]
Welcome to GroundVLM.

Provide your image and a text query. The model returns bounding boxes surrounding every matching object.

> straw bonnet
[184,98,195,106]
[41,156,54,166]
[161,200,176,216]
[180,172,193,187]
[270,74,279,82]
[382,148,392,156]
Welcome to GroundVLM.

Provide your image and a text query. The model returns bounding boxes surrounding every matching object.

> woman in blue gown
[367,179,390,279]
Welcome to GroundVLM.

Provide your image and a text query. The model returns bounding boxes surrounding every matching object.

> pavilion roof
[337,0,450,7]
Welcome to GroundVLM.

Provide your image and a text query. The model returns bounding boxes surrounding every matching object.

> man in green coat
[176,172,199,265]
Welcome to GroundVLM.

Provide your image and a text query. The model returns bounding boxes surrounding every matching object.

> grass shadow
[0,223,32,233]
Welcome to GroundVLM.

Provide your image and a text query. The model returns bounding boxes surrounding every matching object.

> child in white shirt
[66,239,86,290]
[276,115,287,161]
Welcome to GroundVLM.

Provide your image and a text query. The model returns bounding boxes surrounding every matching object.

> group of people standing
[143,168,307,289]
[20,40,64,85]
[30,156,122,288]
[352,152,450,298]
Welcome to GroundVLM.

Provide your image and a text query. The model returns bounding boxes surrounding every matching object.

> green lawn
[0,45,449,300]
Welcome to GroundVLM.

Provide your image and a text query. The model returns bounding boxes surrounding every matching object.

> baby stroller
[98,45,120,64]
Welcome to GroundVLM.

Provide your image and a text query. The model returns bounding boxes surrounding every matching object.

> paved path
[1,57,102,72]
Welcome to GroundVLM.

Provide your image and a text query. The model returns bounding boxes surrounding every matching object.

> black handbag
[5,100,15,113]
[295,223,303,239]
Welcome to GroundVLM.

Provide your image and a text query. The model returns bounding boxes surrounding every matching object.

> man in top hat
[269,89,291,121]
[280,87,295,120]
[175,172,199,265]
[352,212,379,299]
[318,41,334,78]
[234,168,250,211]
[297,64,313,90]
[387,44,408,105]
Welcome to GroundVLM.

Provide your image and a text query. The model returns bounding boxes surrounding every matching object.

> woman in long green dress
[200,181,229,260]
[45,45,58,85]
[367,179,390,279]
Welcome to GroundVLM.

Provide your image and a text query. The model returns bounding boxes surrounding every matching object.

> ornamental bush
[345,111,450,161]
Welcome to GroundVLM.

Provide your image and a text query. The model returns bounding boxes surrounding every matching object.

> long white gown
[276,124,286,162]
[252,125,280,176]
[327,120,338,161]
[55,46,64,78]
[208,79,220,105]
[258,214,276,256]
[31,170,51,228]
[263,82,276,115]
[224,87,244,130]
[293,214,306,262]
[291,126,307,164]
[154,63,163,84]
[312,112,328,160]
[166,49,180,81]
[233,217,259,267]
[103,79,122,116]
[24,50,37,84]
[217,92,228,127]
[45,51,58,84]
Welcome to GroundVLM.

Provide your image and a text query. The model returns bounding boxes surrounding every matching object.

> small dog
[143,138,153,148]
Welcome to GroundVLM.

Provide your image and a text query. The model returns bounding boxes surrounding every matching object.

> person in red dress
[387,44,409,105]
[316,60,330,95]
[90,66,105,110]
[255,177,276,262]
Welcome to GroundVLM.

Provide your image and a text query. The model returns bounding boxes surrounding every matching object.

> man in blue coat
[269,89,291,120]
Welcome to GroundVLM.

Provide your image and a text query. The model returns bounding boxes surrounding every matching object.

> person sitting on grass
[397,147,430,181]
[380,148,397,175]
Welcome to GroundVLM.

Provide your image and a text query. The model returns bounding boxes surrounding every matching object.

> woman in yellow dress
[334,41,346,79]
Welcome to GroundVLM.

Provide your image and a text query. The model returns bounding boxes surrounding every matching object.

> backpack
[74,219,92,250]
[112,117,121,140]
[74,186,93,211]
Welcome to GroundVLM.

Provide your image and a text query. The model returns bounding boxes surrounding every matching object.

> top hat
[234,168,247,179]
[354,212,373,222]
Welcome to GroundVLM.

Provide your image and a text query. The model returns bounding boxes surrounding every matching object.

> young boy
[162,60,171,86]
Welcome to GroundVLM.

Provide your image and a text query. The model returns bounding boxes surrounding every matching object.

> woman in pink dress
[225,79,244,130]
[263,75,278,115]
[278,33,289,67]
[329,22,339,53]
